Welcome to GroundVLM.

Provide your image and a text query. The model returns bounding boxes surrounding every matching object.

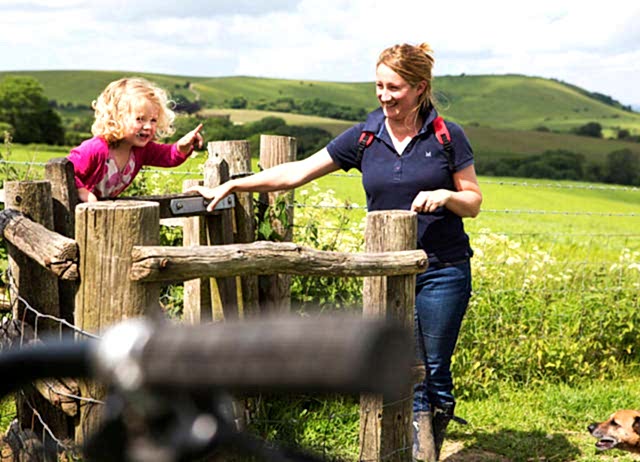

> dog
[588,409,640,453]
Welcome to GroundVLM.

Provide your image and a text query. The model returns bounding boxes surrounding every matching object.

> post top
[76,200,160,210]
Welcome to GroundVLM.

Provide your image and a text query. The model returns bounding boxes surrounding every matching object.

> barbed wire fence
[1,268,100,459]
[1,159,640,460]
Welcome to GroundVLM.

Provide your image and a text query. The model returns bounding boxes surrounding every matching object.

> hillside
[1,70,639,136]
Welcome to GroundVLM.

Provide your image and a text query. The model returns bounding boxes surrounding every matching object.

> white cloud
[0,0,639,105]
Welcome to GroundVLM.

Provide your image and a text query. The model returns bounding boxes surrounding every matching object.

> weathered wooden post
[182,179,213,324]
[360,210,417,462]
[204,142,239,320]
[4,180,71,441]
[258,135,296,313]
[204,140,259,318]
[45,157,79,325]
[74,200,160,444]
[210,140,259,318]
[5,181,60,326]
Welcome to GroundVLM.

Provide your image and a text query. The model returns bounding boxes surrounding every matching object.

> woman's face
[375,63,425,123]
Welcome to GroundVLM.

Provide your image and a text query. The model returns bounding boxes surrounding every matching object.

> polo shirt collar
[363,105,440,138]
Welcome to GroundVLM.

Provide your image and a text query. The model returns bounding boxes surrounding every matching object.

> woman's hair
[377,42,436,115]
[91,77,176,144]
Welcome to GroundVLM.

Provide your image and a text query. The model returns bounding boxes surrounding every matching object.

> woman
[189,42,482,461]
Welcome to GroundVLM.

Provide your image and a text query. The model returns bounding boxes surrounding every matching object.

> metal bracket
[169,195,235,216]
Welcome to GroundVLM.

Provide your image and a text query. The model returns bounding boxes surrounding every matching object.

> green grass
[248,376,640,462]
[435,74,640,134]
[446,375,640,461]
[467,125,640,165]
[5,143,640,243]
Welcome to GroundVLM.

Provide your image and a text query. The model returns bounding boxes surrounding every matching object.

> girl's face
[122,99,160,148]
[375,63,425,123]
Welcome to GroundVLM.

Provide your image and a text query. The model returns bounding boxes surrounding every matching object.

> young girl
[68,77,203,202]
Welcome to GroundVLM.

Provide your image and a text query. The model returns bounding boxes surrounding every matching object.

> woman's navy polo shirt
[326,107,475,265]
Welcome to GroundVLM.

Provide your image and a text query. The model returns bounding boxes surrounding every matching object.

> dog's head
[588,410,640,453]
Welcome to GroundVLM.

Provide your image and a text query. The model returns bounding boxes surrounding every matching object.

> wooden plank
[130,241,427,282]
[0,209,78,280]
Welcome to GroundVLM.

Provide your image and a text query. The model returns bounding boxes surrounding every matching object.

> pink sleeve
[67,138,106,189]
[139,142,191,168]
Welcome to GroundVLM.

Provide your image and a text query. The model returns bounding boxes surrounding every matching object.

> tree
[227,96,248,109]
[604,149,640,186]
[573,122,602,138]
[617,128,631,140]
[0,76,65,144]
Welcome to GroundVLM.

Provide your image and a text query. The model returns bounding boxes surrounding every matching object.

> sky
[1,0,639,106]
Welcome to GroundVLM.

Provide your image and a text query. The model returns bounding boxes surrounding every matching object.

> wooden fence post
[360,210,417,462]
[74,200,160,445]
[182,179,213,324]
[202,141,255,431]
[5,181,60,325]
[204,143,239,320]
[45,157,79,325]
[211,140,259,318]
[258,135,296,313]
[4,180,71,441]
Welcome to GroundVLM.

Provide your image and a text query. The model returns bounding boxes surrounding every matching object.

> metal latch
[169,195,235,216]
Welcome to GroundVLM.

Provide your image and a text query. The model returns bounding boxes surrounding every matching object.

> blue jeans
[413,260,471,412]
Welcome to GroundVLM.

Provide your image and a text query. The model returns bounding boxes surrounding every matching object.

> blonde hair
[377,43,436,118]
[91,77,176,144]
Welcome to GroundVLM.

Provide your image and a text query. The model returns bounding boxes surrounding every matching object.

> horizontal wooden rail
[130,241,428,282]
[0,209,78,280]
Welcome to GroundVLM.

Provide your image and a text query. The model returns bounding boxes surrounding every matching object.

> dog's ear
[633,416,640,435]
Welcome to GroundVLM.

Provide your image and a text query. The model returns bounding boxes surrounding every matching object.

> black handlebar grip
[94,316,412,398]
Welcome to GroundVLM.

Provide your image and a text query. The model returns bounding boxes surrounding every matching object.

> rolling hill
[2,70,640,169]
[1,70,639,136]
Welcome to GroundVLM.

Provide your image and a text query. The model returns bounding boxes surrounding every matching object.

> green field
[9,143,640,251]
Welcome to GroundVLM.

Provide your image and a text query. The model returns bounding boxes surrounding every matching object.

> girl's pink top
[67,136,191,198]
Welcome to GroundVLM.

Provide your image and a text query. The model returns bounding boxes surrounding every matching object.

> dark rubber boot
[412,411,436,461]
[432,404,467,460]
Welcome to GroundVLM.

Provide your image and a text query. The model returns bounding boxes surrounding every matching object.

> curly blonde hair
[377,43,436,118]
[91,77,176,145]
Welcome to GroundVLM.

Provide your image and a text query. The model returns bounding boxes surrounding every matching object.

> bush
[64,131,92,147]
[573,121,602,138]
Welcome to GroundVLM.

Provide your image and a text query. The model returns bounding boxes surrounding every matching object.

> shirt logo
[425,151,432,157]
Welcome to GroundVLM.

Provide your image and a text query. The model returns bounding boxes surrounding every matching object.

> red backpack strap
[432,116,455,172]
[356,131,375,164]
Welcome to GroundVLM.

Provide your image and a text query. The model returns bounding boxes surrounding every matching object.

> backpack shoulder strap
[355,131,375,164]
[432,116,455,172]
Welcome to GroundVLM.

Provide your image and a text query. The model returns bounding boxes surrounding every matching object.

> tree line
[478,148,640,186]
